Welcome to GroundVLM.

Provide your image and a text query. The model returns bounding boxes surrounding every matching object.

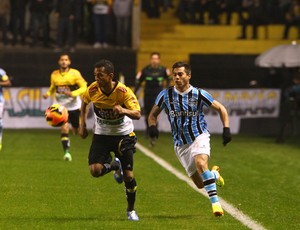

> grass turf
[0,129,299,229]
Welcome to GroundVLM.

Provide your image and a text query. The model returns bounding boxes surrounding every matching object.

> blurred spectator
[282,0,300,39]
[162,0,174,12]
[238,0,268,39]
[113,0,132,48]
[0,0,10,46]
[220,0,240,25]
[10,0,28,46]
[29,0,53,48]
[177,0,197,24]
[54,0,77,52]
[88,0,112,48]
[143,0,160,18]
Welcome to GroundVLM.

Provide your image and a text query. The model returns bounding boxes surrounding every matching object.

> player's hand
[79,126,88,139]
[222,127,231,146]
[149,125,159,139]
[113,105,124,115]
[63,88,72,97]
[43,93,48,99]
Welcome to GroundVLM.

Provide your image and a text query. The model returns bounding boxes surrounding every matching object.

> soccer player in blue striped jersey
[148,61,231,217]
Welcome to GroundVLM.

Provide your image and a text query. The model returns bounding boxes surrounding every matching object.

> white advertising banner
[2,88,281,134]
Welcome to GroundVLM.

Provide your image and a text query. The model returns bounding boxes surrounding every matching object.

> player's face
[58,55,71,70]
[150,54,160,67]
[172,67,191,91]
[94,67,112,88]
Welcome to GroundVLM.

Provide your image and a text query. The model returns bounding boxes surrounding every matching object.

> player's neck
[60,67,70,73]
[100,81,116,94]
[175,84,190,93]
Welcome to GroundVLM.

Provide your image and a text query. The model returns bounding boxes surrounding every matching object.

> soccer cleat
[212,202,224,217]
[63,152,72,162]
[127,210,139,221]
[211,165,224,187]
[114,158,123,184]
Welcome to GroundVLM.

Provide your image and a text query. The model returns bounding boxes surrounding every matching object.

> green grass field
[0,129,299,230]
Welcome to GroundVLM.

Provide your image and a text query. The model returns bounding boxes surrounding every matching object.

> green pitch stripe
[136,142,266,230]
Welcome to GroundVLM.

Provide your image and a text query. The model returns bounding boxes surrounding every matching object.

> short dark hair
[150,52,160,58]
[94,59,114,74]
[172,61,191,75]
[59,53,71,60]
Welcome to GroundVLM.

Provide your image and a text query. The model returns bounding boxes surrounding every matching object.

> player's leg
[117,134,139,221]
[194,154,224,216]
[61,121,71,161]
[68,109,80,135]
[89,134,119,177]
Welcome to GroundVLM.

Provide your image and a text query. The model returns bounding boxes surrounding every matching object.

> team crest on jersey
[188,98,198,106]
[89,85,98,93]
[118,87,127,93]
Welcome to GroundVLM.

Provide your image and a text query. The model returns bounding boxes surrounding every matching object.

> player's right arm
[43,73,56,99]
[79,88,91,139]
[148,105,162,127]
[134,70,145,95]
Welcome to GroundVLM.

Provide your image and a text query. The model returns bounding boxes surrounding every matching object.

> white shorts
[174,133,211,177]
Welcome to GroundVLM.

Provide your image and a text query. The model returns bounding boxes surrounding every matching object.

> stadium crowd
[1,0,300,51]
[0,0,133,52]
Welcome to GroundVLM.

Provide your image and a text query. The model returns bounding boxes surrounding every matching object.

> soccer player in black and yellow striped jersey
[79,59,141,221]
[43,54,87,161]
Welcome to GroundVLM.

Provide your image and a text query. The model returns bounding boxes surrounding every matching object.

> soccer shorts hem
[174,132,211,177]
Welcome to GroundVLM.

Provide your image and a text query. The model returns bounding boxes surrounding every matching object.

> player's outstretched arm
[210,100,232,146]
[79,101,89,139]
[148,105,162,139]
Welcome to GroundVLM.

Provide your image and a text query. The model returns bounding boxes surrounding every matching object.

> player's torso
[51,69,81,110]
[51,69,80,93]
[87,82,139,135]
[163,87,208,145]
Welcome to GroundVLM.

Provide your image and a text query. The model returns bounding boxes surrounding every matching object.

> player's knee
[124,175,134,182]
[195,159,208,172]
[89,164,104,177]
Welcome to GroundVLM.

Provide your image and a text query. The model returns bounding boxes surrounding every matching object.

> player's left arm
[65,72,87,97]
[210,100,232,145]
[114,87,141,120]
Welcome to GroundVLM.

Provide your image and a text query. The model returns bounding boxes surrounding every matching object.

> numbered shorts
[88,133,137,171]
[174,132,211,177]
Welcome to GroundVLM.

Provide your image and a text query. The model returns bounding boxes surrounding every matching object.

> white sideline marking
[136,142,266,230]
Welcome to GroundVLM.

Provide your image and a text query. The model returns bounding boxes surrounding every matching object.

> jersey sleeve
[71,70,87,97]
[124,87,141,111]
[155,89,166,109]
[199,89,214,107]
[46,72,57,96]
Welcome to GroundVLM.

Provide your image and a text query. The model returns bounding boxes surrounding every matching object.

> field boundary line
[136,142,266,230]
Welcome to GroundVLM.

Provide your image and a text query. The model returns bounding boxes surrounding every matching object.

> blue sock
[201,170,219,204]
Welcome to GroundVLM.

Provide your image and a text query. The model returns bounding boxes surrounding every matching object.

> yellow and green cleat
[211,165,225,187]
[212,202,224,217]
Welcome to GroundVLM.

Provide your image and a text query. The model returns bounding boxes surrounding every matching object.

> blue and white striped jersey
[155,85,214,146]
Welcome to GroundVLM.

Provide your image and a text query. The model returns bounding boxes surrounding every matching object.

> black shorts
[88,134,137,171]
[68,109,80,128]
